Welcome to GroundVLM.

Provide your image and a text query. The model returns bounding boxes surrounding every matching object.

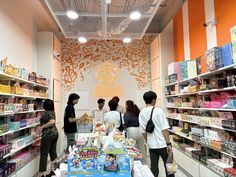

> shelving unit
[167,116,236,133]
[0,65,50,177]
[165,64,236,177]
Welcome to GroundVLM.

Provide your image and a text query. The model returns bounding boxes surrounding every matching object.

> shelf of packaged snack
[0,72,48,89]
[165,94,178,98]
[172,146,224,177]
[169,129,236,159]
[164,82,178,87]
[3,137,41,159]
[0,109,44,117]
[7,154,40,177]
[166,106,236,111]
[178,92,198,96]
[167,116,236,133]
[0,123,40,137]
[178,76,200,85]
[0,92,48,100]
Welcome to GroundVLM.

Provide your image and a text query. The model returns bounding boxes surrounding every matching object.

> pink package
[218,112,233,119]
[201,101,211,108]
[210,101,226,108]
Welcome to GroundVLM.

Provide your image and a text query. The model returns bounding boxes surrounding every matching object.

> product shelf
[173,146,224,177]
[0,72,48,89]
[165,94,178,98]
[164,82,178,87]
[3,137,41,160]
[166,106,236,111]
[167,116,236,133]
[0,123,40,137]
[168,129,236,159]
[0,92,48,100]
[0,109,44,117]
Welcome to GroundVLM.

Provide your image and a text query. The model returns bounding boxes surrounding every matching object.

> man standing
[139,91,174,177]
[92,98,107,123]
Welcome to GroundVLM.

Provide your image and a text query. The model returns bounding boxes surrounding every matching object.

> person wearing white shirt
[92,98,107,123]
[139,91,174,177]
[104,99,122,132]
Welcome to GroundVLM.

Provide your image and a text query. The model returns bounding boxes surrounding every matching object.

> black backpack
[118,112,124,132]
[146,107,155,133]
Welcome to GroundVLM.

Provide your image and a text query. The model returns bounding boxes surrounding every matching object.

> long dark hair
[67,93,80,105]
[126,100,140,118]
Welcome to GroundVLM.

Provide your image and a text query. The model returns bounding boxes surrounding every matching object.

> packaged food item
[206,47,223,71]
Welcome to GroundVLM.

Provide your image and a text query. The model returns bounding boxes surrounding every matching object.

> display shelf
[0,92,48,100]
[0,109,44,117]
[178,76,199,85]
[0,72,49,89]
[34,83,48,89]
[198,64,236,78]
[165,94,178,98]
[173,146,223,177]
[198,86,236,94]
[166,106,236,111]
[0,123,40,137]
[169,129,236,159]
[3,137,42,159]
[178,92,198,96]
[167,116,236,133]
[164,82,178,87]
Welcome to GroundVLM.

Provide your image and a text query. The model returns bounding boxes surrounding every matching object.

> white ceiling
[44,0,163,40]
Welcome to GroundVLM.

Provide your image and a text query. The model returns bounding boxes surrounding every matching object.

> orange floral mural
[62,34,155,92]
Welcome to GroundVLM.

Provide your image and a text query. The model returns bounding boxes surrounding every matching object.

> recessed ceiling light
[106,0,112,4]
[130,11,141,20]
[67,10,78,19]
[123,37,131,43]
[78,37,87,43]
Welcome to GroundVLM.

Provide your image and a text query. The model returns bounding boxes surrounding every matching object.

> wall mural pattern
[62,34,155,93]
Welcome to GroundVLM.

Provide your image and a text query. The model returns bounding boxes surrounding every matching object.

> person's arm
[138,112,147,142]
[41,119,55,129]
[69,114,86,123]
[160,110,172,153]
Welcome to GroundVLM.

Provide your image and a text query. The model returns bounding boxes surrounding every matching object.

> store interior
[1,0,236,177]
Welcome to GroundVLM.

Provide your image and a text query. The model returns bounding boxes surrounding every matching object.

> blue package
[221,43,234,66]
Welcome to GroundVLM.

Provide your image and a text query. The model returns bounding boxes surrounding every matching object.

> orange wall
[215,0,236,46]
[188,0,207,59]
[173,7,184,62]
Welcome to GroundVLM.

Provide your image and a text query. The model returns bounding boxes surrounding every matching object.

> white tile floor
[146,156,188,177]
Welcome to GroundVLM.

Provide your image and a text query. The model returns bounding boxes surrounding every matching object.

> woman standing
[39,99,58,177]
[64,93,86,151]
[124,100,146,164]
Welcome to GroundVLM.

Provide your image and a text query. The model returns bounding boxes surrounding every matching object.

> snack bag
[166,153,178,175]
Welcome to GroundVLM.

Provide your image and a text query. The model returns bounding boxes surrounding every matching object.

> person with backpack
[139,91,174,177]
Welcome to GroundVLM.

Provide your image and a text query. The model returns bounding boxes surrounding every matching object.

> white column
[204,0,217,49]
[182,1,191,60]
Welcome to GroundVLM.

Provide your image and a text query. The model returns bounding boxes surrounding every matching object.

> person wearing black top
[124,100,146,164]
[39,99,58,177]
[64,93,86,151]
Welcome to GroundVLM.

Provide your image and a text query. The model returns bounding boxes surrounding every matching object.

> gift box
[221,43,234,67]
[9,121,21,131]
[168,62,177,76]
[230,25,236,63]
[222,120,236,130]
[169,74,177,83]
[180,61,188,80]
[206,47,223,71]
[187,60,197,78]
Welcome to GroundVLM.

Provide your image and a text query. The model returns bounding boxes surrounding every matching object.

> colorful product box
[68,147,131,177]
[230,25,236,63]
[179,61,188,80]
[187,60,197,79]
[221,43,234,67]
[206,47,223,71]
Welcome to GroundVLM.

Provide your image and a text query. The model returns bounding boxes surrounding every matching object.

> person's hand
[167,145,172,154]
[38,126,43,132]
